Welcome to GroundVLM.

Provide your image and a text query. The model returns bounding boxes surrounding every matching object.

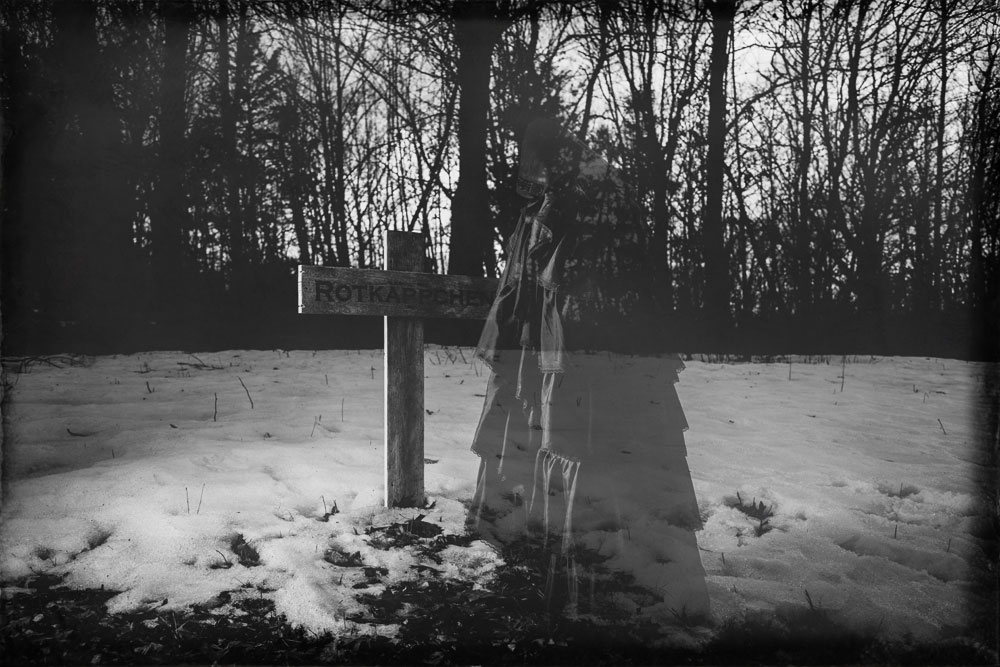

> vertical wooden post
[384,231,425,507]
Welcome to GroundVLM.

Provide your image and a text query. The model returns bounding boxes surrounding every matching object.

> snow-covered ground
[0,349,994,644]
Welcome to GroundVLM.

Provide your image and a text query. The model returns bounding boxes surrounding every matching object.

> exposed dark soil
[2,523,995,666]
[0,573,322,665]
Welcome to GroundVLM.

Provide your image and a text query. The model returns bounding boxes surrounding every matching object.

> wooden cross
[298,231,497,508]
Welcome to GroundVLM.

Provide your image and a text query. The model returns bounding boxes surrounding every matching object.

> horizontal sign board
[298,265,499,319]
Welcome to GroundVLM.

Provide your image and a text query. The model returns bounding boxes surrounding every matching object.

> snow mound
[835,533,970,582]
[0,350,993,643]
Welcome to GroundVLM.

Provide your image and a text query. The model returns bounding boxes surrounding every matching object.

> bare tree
[50,0,139,337]
[151,0,195,313]
[595,0,708,312]
[447,2,513,277]
[966,33,998,354]
[703,0,737,330]
[217,0,248,283]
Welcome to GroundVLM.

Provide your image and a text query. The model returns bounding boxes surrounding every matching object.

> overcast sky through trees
[1,0,996,357]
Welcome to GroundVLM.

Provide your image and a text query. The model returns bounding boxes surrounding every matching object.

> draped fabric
[467,119,709,622]
[476,118,665,373]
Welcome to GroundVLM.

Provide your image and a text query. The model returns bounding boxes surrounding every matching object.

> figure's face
[516,118,611,201]
[517,118,560,199]
[517,146,549,199]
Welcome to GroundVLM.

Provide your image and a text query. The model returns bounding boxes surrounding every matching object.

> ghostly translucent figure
[467,118,710,624]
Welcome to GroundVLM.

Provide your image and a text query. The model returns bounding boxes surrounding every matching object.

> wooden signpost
[298,231,497,508]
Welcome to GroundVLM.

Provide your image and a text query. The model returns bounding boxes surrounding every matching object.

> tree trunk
[932,0,948,312]
[218,0,247,288]
[855,201,889,352]
[795,3,813,315]
[313,91,336,265]
[152,0,193,318]
[968,49,995,357]
[447,12,508,277]
[703,0,736,335]
[0,5,49,341]
[332,12,350,266]
[51,0,137,343]
[578,2,610,141]
[912,125,933,314]
[285,87,312,266]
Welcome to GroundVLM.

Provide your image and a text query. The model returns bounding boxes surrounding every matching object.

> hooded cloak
[476,117,666,371]
[466,119,709,621]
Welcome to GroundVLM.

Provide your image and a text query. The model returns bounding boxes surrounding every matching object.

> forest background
[2,0,998,359]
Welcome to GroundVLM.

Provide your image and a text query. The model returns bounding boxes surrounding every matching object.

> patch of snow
[0,350,993,642]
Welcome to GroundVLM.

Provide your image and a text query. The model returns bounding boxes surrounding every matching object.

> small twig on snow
[238,376,254,409]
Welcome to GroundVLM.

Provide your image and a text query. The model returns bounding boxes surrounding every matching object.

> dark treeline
[2,0,997,359]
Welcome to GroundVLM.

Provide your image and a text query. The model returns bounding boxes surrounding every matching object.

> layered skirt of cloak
[466,119,709,619]
[466,347,710,619]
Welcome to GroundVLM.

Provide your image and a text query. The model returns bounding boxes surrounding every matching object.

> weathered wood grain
[299,231,501,508]
[384,231,426,508]
[298,265,498,319]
